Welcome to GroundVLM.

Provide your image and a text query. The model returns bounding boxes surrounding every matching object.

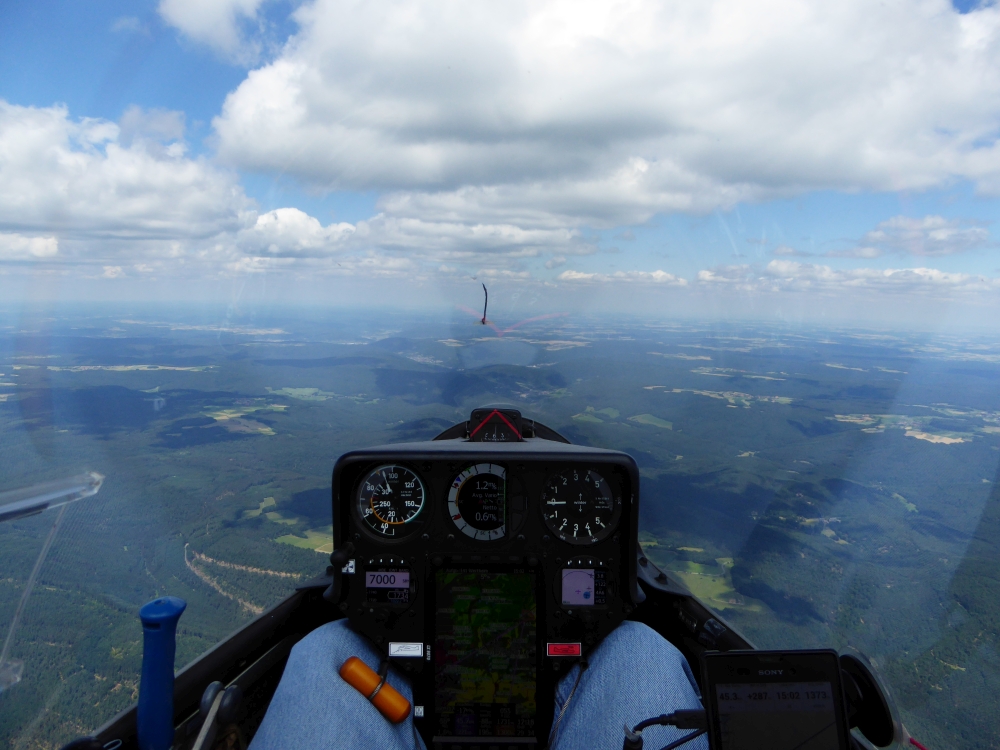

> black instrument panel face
[333,444,640,750]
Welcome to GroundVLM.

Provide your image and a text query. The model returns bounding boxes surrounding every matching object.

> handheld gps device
[702,650,852,750]
[331,408,641,750]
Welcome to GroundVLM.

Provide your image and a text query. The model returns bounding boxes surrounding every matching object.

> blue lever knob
[137,596,186,750]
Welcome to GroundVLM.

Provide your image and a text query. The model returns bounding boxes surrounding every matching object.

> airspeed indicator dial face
[449,463,506,540]
[357,465,425,538]
[542,469,619,544]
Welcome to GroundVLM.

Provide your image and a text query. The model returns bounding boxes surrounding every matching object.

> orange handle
[339,656,411,724]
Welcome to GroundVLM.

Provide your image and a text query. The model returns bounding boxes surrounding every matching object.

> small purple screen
[562,569,596,606]
[366,571,410,588]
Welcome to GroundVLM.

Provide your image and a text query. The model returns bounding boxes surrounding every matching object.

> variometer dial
[448,463,506,540]
[541,468,620,544]
[356,464,425,538]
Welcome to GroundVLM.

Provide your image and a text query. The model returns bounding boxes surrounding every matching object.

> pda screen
[714,682,840,750]
[434,569,537,740]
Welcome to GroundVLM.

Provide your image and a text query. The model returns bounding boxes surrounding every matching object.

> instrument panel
[352,459,623,546]
[332,434,640,750]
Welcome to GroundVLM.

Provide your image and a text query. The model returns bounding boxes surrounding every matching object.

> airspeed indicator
[357,464,425,538]
[542,468,619,544]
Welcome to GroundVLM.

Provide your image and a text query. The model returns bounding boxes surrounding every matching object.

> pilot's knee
[595,620,685,664]
[287,618,377,670]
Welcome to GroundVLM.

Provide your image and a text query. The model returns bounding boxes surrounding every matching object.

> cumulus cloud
[158,0,271,62]
[0,101,253,241]
[351,215,588,261]
[0,233,58,259]
[697,259,1000,296]
[860,215,990,256]
[558,269,687,285]
[214,0,1000,230]
[237,208,354,256]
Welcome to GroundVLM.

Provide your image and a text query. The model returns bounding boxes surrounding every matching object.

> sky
[2,0,1000,327]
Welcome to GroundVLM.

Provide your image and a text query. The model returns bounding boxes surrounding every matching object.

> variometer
[448,463,506,540]
[541,468,620,544]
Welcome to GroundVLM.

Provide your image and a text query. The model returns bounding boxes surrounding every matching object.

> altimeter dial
[448,463,506,540]
[357,465,425,538]
[542,468,620,544]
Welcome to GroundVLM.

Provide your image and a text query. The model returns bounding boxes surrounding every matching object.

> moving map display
[434,569,537,740]
[561,568,607,606]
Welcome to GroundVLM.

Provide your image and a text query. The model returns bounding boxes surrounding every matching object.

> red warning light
[547,642,582,657]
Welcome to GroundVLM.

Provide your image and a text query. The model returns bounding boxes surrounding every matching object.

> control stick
[137,597,186,750]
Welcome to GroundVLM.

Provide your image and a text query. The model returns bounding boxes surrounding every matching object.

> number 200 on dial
[357,465,425,538]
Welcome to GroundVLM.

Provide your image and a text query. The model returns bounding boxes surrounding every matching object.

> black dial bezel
[540,468,621,544]
[355,463,427,540]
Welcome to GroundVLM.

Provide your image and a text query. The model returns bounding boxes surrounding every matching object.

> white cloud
[697,259,1000,296]
[158,0,270,62]
[558,269,687,285]
[826,246,883,259]
[351,215,586,259]
[0,233,58,259]
[214,0,1000,231]
[118,106,186,147]
[860,215,990,256]
[102,266,125,278]
[237,208,354,256]
[773,245,813,257]
[0,101,253,241]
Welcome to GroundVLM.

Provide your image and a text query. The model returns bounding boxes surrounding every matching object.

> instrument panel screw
[421,533,430,541]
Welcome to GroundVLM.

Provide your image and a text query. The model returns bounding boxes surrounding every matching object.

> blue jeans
[250,619,708,750]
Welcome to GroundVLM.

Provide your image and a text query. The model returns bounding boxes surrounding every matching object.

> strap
[368,659,390,701]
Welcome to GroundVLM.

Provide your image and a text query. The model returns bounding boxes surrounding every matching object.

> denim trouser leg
[549,621,708,750]
[249,619,428,750]
[249,619,706,750]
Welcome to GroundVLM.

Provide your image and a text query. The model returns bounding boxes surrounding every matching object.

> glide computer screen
[712,681,840,750]
[433,569,537,741]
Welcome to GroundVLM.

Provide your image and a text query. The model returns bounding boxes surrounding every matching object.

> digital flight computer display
[703,650,852,750]
[434,568,537,740]
[331,411,640,750]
